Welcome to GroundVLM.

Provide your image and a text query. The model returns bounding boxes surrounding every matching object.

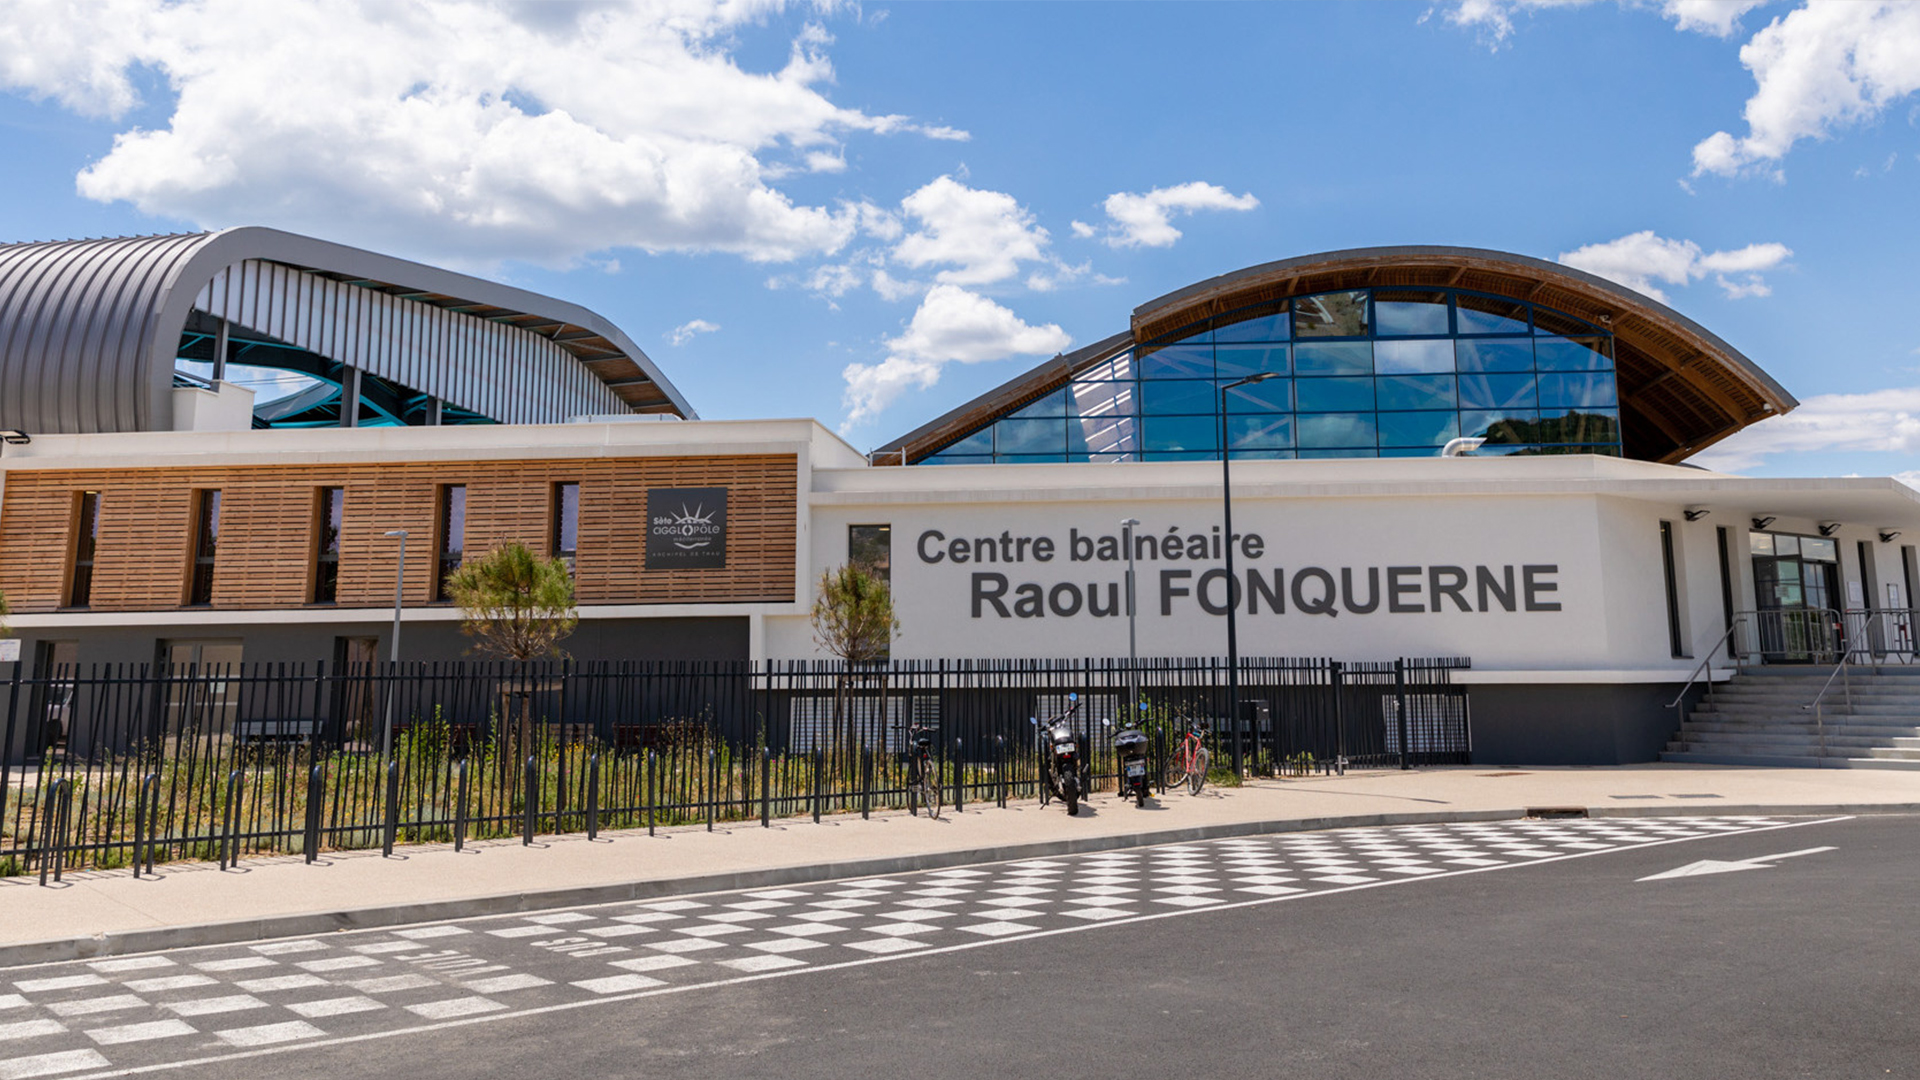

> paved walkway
[4,763,1918,966]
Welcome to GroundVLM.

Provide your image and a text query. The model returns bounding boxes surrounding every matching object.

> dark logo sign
[647,487,728,569]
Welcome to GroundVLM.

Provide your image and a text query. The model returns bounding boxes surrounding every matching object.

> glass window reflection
[1213,301,1290,342]
[1377,374,1456,411]
[1142,416,1219,453]
[1373,291,1450,336]
[1378,411,1458,447]
[1295,342,1373,376]
[1534,336,1612,371]
[1214,344,1289,378]
[1537,372,1617,408]
[1224,377,1290,411]
[1374,339,1454,374]
[1296,376,1375,412]
[1139,344,1214,379]
[1297,413,1376,449]
[1455,294,1529,335]
[1454,339,1534,373]
[1141,380,1217,415]
[1294,291,1369,338]
[1229,413,1293,449]
[996,418,1065,455]
[1459,373,1538,410]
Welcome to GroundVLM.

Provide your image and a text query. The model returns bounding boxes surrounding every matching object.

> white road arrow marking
[1637,846,1836,881]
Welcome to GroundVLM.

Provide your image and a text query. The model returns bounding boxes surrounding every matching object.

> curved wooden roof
[876,245,1795,465]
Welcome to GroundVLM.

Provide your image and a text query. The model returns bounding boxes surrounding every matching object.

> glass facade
[920,288,1622,464]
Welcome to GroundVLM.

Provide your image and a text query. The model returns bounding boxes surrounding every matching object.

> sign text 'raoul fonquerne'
[647,487,728,569]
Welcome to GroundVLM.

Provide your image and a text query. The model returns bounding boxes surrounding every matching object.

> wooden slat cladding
[0,455,797,614]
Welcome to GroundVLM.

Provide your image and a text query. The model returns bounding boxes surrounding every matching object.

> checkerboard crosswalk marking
[0,815,1811,1075]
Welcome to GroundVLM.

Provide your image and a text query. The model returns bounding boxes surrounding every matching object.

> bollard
[304,763,325,865]
[706,749,716,833]
[523,756,537,846]
[953,738,964,814]
[382,761,400,858]
[646,749,657,837]
[454,758,470,853]
[760,747,771,828]
[141,773,160,876]
[587,754,601,841]
[1394,658,1411,771]
[861,748,872,821]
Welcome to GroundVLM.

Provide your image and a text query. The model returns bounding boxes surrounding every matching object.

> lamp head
[1683,506,1711,522]
[1880,530,1902,543]
[0,430,29,445]
[384,529,409,539]
[1751,516,1776,531]
[1818,522,1843,537]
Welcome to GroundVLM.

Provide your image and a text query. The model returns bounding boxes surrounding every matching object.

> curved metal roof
[0,227,695,433]
[876,245,1796,465]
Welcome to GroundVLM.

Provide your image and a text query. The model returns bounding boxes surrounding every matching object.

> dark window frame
[313,487,345,605]
[552,481,580,573]
[67,490,100,609]
[1660,520,1687,658]
[187,488,222,607]
[435,484,466,602]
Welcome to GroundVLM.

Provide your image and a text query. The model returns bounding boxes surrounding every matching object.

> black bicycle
[898,719,942,819]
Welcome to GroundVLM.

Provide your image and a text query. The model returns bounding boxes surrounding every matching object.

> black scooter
[1030,694,1087,816]
[1112,707,1151,808]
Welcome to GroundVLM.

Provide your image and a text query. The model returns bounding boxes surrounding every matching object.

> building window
[436,484,466,601]
[313,487,344,604]
[553,482,579,572]
[849,524,892,584]
[188,489,222,606]
[1660,521,1686,658]
[68,491,100,608]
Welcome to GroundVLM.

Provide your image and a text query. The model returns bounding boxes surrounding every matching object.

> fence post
[706,748,716,833]
[812,747,822,824]
[1331,661,1348,775]
[760,746,771,828]
[141,773,160,876]
[646,749,657,837]
[522,755,537,846]
[1395,659,1411,771]
[995,735,1006,808]
[304,763,324,864]
[382,761,400,857]
[454,758,469,853]
[861,748,872,820]
[587,753,601,841]
[133,772,150,879]
[952,737,963,814]
[221,770,244,870]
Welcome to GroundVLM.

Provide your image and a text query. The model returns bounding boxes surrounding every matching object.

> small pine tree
[445,542,579,660]
[810,563,899,774]
[445,543,578,767]
[810,563,898,663]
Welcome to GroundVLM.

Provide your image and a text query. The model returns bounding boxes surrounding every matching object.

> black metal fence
[1,655,1469,881]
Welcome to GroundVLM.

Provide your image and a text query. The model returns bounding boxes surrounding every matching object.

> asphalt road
[3,812,1914,1080]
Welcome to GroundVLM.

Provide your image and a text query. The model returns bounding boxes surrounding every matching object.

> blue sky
[1,0,1916,478]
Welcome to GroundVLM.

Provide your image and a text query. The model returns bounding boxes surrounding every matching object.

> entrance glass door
[1750,532,1842,662]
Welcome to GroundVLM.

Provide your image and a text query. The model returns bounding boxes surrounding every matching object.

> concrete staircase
[1663,667,1920,769]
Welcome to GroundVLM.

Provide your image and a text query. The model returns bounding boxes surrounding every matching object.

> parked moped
[1030,693,1087,816]
[1112,709,1151,808]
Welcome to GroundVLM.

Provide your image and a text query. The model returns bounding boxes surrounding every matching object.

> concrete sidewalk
[5,763,1919,968]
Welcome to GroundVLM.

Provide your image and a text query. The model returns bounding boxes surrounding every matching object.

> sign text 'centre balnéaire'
[914,526,1561,619]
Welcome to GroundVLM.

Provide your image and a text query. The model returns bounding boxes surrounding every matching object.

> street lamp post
[1121,517,1141,712]
[1219,373,1277,776]
[379,530,408,813]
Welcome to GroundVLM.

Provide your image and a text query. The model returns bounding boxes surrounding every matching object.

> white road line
[83,1021,196,1046]
[0,1018,68,1040]
[46,815,1852,1080]
[0,1049,111,1079]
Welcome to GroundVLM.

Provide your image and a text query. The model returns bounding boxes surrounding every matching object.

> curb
[5,801,1915,969]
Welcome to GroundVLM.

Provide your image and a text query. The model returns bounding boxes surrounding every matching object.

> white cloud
[1690,386,1920,471]
[840,284,1070,426]
[1557,230,1791,302]
[0,0,960,268]
[1691,1,1920,178]
[1442,0,1769,45]
[667,318,720,346]
[891,176,1053,286]
[1084,182,1259,249]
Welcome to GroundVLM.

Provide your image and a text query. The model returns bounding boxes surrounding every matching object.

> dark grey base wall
[7,616,750,671]
[1469,682,1700,766]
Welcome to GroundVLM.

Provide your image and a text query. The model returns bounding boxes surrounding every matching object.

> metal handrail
[1667,617,1748,712]
[1803,610,1893,763]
